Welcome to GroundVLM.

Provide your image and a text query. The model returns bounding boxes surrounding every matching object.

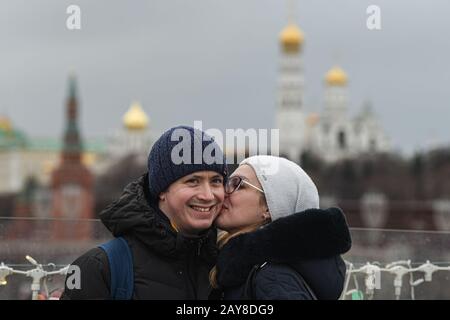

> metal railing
[341,260,450,300]
[0,256,69,300]
[1,217,449,299]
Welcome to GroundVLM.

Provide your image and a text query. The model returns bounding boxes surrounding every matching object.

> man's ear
[159,191,166,202]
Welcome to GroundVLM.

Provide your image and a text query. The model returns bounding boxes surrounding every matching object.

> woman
[210,155,352,300]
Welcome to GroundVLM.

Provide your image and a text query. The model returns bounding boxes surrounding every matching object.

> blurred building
[0,116,105,194]
[0,116,29,193]
[106,100,153,166]
[2,74,154,237]
[0,93,154,196]
[49,74,94,240]
[276,20,390,163]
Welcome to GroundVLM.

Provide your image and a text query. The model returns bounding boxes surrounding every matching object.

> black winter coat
[214,207,352,300]
[61,174,217,300]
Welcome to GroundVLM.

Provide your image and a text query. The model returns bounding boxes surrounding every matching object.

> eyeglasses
[225,176,264,194]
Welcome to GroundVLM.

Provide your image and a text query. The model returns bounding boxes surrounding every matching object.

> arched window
[369,138,377,151]
[338,130,347,150]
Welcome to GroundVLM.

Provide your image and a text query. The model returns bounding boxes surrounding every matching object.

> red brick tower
[50,73,94,240]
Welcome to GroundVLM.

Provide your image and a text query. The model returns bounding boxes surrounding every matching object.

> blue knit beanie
[148,125,227,199]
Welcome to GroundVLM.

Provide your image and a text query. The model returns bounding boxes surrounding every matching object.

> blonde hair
[209,194,270,289]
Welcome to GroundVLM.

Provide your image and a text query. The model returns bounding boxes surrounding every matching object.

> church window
[338,130,347,150]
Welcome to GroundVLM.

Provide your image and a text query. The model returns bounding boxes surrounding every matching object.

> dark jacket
[214,207,352,300]
[61,173,217,300]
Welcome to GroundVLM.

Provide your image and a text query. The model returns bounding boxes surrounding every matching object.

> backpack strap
[242,262,318,300]
[98,237,134,300]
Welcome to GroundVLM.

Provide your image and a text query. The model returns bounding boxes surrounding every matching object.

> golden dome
[82,152,97,167]
[325,66,348,86]
[123,101,149,130]
[280,23,304,53]
[0,116,13,132]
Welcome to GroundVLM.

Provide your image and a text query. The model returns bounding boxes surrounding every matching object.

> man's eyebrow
[185,174,202,180]
[185,174,211,180]
[184,174,223,180]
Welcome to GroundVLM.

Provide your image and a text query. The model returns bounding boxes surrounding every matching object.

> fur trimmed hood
[216,207,352,289]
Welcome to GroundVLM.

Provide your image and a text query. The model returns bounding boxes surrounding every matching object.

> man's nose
[197,183,215,201]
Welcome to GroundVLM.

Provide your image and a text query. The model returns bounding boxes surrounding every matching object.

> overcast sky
[1,0,449,155]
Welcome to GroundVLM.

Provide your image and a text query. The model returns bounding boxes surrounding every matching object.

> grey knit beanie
[240,155,319,221]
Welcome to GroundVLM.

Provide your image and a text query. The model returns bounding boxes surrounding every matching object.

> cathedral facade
[276,21,390,163]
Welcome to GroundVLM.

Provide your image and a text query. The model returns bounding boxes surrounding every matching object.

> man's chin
[189,215,215,228]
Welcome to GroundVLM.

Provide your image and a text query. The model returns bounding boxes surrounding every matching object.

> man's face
[159,171,225,235]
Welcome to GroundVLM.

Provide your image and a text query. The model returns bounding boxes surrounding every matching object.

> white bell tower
[276,2,306,163]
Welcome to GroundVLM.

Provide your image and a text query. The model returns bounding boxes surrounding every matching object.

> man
[61,125,227,299]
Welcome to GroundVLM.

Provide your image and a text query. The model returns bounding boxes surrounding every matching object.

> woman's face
[215,164,268,233]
